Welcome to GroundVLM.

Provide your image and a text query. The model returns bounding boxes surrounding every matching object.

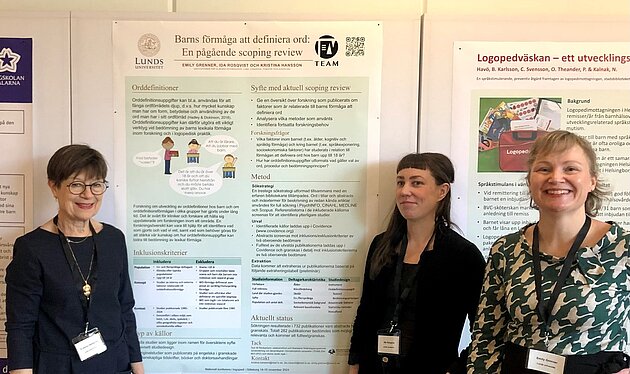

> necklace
[66,239,95,298]
[66,236,90,244]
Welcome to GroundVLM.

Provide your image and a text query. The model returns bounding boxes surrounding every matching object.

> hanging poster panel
[113,21,382,373]
[451,41,630,256]
[0,37,33,365]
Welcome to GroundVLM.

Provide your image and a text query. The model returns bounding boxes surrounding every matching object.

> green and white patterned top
[467,222,630,373]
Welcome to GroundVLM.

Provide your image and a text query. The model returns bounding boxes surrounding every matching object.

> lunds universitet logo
[135,33,164,69]
[137,33,161,57]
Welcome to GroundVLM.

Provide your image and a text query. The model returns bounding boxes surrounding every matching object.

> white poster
[452,41,630,256]
[113,21,382,373]
[0,37,33,364]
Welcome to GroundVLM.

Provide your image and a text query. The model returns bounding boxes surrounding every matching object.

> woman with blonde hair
[468,130,629,373]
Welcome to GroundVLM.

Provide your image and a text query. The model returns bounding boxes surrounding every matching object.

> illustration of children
[161,137,177,174]
[187,139,201,163]
[222,154,237,178]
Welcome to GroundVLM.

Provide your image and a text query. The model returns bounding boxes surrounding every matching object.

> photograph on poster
[477,97,561,172]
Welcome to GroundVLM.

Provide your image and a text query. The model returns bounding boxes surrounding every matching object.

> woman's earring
[529,198,538,210]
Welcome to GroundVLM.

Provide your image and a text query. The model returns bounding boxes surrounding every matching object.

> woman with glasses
[5,144,144,374]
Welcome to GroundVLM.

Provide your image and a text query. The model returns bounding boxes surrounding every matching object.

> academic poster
[113,21,382,373]
[451,41,630,256]
[0,37,33,367]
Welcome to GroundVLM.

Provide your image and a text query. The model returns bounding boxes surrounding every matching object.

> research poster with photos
[113,21,383,373]
[451,41,630,257]
[0,37,33,367]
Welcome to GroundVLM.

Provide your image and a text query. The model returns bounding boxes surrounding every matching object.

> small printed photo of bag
[498,130,547,172]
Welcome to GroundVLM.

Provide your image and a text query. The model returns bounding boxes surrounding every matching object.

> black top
[397,263,419,357]
[5,224,142,373]
[348,226,486,374]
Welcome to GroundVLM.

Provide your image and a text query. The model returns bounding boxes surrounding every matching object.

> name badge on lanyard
[527,348,566,374]
[55,216,108,361]
[72,327,108,361]
[377,328,401,355]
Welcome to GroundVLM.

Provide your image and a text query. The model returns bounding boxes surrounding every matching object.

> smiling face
[528,145,596,216]
[396,168,449,223]
[49,171,105,226]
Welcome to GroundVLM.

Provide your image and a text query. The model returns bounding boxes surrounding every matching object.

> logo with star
[0,48,21,73]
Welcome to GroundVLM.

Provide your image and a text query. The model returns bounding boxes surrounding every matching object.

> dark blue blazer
[5,224,142,373]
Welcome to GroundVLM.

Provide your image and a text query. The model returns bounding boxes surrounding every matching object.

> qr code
[346,37,365,57]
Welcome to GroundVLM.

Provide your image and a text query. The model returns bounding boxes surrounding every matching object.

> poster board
[112,20,383,373]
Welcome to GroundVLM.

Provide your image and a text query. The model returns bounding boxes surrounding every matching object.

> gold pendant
[83,283,91,297]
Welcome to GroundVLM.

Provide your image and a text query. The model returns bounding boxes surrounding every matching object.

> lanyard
[389,229,435,331]
[53,215,99,329]
[532,215,590,345]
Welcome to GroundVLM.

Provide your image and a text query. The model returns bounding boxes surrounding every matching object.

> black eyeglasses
[66,181,109,195]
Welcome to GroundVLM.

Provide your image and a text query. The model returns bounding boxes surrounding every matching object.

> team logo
[0,47,21,73]
[137,33,161,57]
[314,35,338,59]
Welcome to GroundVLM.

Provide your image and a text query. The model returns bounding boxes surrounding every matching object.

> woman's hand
[612,370,629,374]
[131,361,145,374]
[10,370,34,374]
[348,364,359,374]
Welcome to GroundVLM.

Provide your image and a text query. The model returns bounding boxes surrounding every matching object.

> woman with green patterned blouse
[467,130,629,374]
